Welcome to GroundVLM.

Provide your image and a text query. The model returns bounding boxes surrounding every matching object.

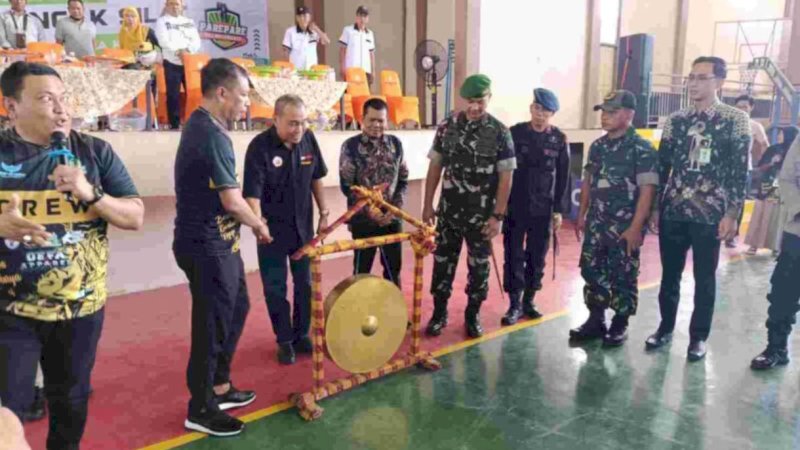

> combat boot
[426,298,449,336]
[603,314,629,347]
[465,301,484,338]
[521,288,542,319]
[569,306,607,341]
[501,291,523,326]
[751,326,791,370]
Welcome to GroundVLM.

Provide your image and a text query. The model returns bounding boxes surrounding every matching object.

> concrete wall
[479,0,588,129]
[684,0,786,72]
[323,1,405,85]
[620,0,680,76]
[267,0,295,64]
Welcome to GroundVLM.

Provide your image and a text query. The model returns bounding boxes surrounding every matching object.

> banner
[19,0,268,60]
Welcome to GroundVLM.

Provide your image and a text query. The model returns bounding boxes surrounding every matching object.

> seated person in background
[55,0,96,59]
[155,0,202,130]
[0,0,45,49]
[119,6,159,53]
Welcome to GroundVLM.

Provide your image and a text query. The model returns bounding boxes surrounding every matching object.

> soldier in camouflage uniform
[570,90,658,347]
[422,74,517,338]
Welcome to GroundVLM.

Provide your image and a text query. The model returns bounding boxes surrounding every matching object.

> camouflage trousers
[578,227,641,316]
[430,218,491,305]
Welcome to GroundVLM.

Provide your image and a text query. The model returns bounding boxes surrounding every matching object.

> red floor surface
[21,225,727,449]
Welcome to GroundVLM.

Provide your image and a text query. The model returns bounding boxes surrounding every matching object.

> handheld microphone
[50,131,73,201]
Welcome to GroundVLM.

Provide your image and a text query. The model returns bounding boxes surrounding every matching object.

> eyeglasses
[687,74,717,82]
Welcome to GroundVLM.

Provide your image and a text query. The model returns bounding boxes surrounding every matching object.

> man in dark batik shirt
[645,56,752,362]
[340,98,409,285]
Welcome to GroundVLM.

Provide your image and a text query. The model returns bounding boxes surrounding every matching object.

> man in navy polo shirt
[244,94,329,365]
[173,58,269,437]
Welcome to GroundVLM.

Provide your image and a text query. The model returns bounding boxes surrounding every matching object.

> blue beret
[534,88,559,113]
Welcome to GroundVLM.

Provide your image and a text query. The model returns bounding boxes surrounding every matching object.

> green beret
[460,74,491,99]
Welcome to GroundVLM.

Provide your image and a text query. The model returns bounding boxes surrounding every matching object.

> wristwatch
[85,184,105,206]
[491,212,506,221]
[319,209,330,217]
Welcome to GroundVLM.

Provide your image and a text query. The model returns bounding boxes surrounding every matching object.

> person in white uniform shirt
[339,5,376,85]
[0,0,45,50]
[282,6,329,71]
[155,0,202,130]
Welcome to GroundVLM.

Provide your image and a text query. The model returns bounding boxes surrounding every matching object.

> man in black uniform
[173,58,268,437]
[244,94,329,366]
[501,88,570,325]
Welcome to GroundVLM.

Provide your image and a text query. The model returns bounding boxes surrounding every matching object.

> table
[0,64,151,118]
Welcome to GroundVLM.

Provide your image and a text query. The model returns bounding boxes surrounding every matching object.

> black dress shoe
[294,336,313,354]
[750,348,789,370]
[215,384,256,411]
[501,305,522,326]
[426,313,448,336]
[644,330,673,350]
[687,340,707,362]
[277,342,295,365]
[22,386,46,422]
[603,315,629,347]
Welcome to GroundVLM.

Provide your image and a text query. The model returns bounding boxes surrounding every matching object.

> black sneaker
[215,385,256,411]
[185,410,244,437]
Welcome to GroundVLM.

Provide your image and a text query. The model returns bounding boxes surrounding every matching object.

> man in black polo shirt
[0,61,143,449]
[244,94,329,365]
[173,58,270,437]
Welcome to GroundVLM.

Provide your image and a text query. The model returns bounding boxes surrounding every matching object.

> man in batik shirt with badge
[645,56,752,362]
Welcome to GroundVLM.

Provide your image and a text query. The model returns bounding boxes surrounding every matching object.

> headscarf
[118,7,149,52]
[756,125,800,198]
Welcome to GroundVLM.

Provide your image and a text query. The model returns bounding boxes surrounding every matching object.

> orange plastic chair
[181,53,211,122]
[332,93,354,126]
[26,42,64,63]
[113,87,157,127]
[228,57,273,125]
[380,70,420,128]
[345,67,385,125]
[155,63,169,125]
[100,47,135,64]
[229,57,254,69]
[271,60,295,71]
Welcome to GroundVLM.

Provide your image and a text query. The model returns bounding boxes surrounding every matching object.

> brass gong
[324,275,408,373]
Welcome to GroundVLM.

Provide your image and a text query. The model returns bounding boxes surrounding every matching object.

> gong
[324,275,408,374]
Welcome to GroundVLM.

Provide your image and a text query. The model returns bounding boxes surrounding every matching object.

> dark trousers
[351,220,402,286]
[257,244,311,344]
[0,309,104,450]
[657,220,721,340]
[765,234,800,341]
[502,215,551,294]
[164,60,186,129]
[175,252,250,417]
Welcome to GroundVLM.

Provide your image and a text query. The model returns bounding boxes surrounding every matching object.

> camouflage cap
[460,74,491,99]
[594,90,637,111]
